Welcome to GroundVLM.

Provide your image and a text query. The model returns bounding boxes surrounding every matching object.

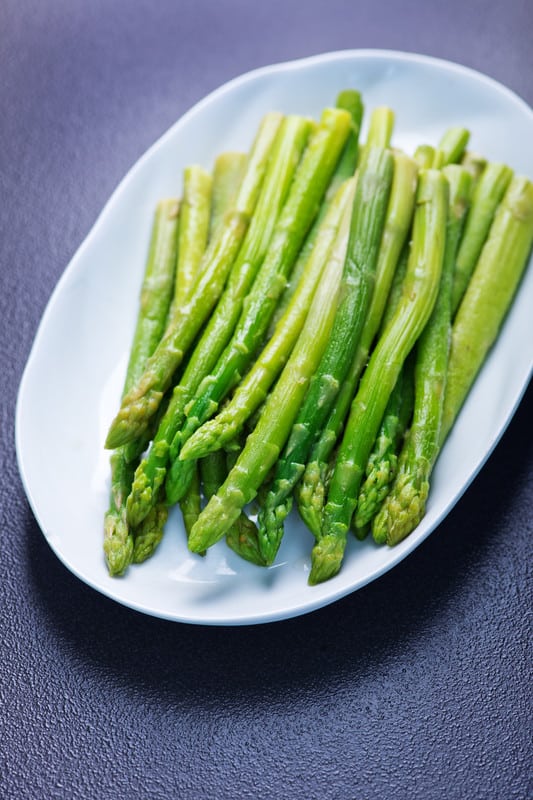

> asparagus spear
[187,195,352,554]
[125,115,311,528]
[354,356,414,529]
[171,166,212,309]
[269,90,364,327]
[311,169,448,584]
[256,145,394,565]
[181,177,355,461]
[451,162,514,314]
[132,503,169,564]
[209,152,247,236]
[433,127,470,169]
[414,145,436,169]
[461,151,487,184]
[372,165,473,545]
[441,175,533,442]
[297,151,418,537]
[166,107,352,503]
[104,111,283,450]
[103,198,179,575]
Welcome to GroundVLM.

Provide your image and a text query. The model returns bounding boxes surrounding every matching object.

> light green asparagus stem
[311,169,448,584]
[209,152,247,236]
[167,107,352,504]
[451,162,514,314]
[269,90,364,327]
[441,175,533,441]
[180,465,202,541]
[433,127,470,169]
[297,151,418,537]
[372,165,473,545]
[365,106,395,149]
[171,166,212,308]
[104,198,179,575]
[461,151,487,184]
[354,356,414,529]
[257,145,394,565]
[125,115,311,528]
[187,195,351,554]
[104,111,283,449]
[181,178,355,461]
[414,145,436,169]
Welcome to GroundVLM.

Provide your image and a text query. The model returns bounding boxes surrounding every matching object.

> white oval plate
[16,50,533,625]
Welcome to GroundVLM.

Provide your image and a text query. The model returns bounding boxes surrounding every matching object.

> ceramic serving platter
[16,50,533,624]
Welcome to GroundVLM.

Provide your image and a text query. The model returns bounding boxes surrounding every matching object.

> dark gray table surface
[2,1,532,798]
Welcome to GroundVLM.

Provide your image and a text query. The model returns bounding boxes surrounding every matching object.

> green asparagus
[269,90,364,327]
[103,198,179,575]
[297,151,418,537]
[451,162,514,314]
[354,356,414,529]
[433,127,470,169]
[187,194,352,554]
[171,166,212,308]
[372,164,473,545]
[181,178,355,461]
[257,144,394,565]
[441,175,533,441]
[166,107,352,503]
[209,152,247,236]
[104,111,283,450]
[312,169,448,584]
[125,114,311,528]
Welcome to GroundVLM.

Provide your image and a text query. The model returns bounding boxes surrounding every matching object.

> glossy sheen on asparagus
[354,357,414,529]
[372,165,473,545]
[441,175,533,441]
[166,108,352,503]
[171,166,212,308]
[256,145,394,565]
[104,112,283,450]
[103,199,179,575]
[186,197,353,554]
[125,115,311,528]
[297,151,418,537]
[311,169,448,584]
[181,179,356,461]
[451,162,514,314]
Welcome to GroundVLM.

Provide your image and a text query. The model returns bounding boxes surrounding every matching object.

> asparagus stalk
[372,165,473,545]
[181,177,355,461]
[209,152,247,236]
[125,115,311,528]
[256,145,395,565]
[461,151,487,184]
[413,145,436,169]
[171,166,212,309]
[311,169,448,584]
[166,107,352,503]
[187,195,352,554]
[104,111,283,450]
[103,198,179,575]
[451,162,514,314]
[441,175,533,442]
[433,127,470,169]
[180,465,202,540]
[297,151,418,537]
[269,90,364,328]
[354,356,414,529]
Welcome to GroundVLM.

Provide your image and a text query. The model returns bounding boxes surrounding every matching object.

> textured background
[2,1,532,798]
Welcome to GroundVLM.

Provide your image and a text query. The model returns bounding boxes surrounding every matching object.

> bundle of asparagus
[103,89,533,585]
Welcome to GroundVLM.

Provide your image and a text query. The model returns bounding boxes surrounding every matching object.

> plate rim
[15,48,533,625]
